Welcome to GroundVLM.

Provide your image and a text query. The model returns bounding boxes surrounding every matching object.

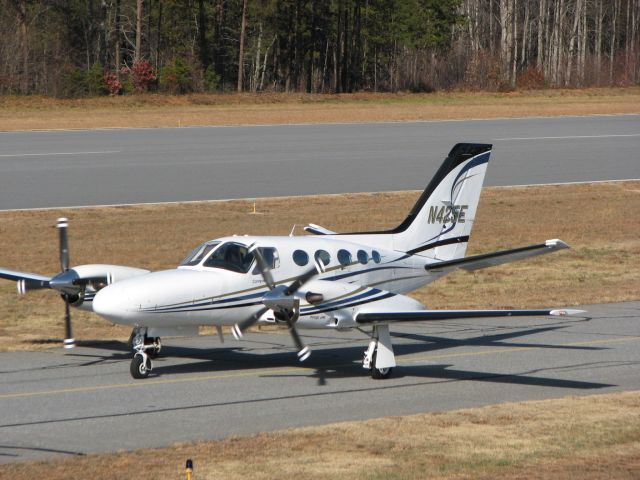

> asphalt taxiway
[1,300,638,463]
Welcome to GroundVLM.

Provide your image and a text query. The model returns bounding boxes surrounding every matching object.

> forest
[1,0,639,96]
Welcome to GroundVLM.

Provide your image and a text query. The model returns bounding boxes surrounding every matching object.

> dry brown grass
[0,87,638,130]
[2,391,639,479]
[0,181,638,351]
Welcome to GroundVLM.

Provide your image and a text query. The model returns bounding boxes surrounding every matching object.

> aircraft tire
[130,354,151,379]
[370,351,393,380]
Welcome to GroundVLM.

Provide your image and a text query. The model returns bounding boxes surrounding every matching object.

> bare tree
[237,0,247,92]
[610,0,621,83]
[6,0,29,93]
[500,0,514,86]
[595,0,604,83]
[537,0,547,71]
[115,0,121,75]
[135,0,143,62]
[566,0,582,85]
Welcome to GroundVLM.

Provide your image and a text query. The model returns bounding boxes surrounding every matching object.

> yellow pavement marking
[1,336,638,400]
[0,367,304,399]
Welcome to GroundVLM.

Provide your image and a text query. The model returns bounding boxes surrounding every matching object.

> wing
[356,308,585,324]
[425,239,568,273]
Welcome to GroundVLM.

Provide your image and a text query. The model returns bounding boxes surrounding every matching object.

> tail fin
[391,143,491,260]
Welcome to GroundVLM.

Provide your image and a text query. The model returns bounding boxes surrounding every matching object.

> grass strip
[0,87,638,131]
[2,391,639,479]
[0,181,638,351]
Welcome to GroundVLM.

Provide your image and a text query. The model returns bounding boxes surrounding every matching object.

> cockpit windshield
[179,241,220,267]
[202,242,255,273]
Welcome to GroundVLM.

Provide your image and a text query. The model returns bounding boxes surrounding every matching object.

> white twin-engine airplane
[0,143,583,379]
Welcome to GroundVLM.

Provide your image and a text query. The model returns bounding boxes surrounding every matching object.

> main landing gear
[128,327,162,379]
[362,324,396,379]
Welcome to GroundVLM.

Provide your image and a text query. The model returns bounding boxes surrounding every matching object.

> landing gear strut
[129,327,161,379]
[362,324,395,379]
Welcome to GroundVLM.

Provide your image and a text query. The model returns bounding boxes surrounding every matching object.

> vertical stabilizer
[391,143,492,260]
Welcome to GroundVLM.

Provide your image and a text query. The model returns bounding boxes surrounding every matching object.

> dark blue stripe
[302,292,396,316]
[403,235,469,257]
[300,288,382,314]
[148,300,264,314]
[451,151,490,199]
[143,289,268,313]
[330,266,412,282]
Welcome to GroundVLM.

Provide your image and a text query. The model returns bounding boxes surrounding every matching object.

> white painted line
[494,178,640,188]
[494,133,640,141]
[0,179,638,213]
[0,150,120,158]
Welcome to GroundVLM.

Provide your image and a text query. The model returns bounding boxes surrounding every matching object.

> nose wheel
[129,328,161,379]
[131,352,152,379]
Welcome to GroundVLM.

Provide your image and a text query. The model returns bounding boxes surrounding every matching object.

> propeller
[57,217,75,349]
[232,244,321,361]
[16,218,110,349]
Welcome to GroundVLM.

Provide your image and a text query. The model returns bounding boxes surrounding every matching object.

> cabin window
[254,247,280,270]
[372,250,382,264]
[357,249,369,265]
[337,249,352,266]
[179,241,220,266]
[293,250,309,266]
[202,242,255,273]
[315,250,331,266]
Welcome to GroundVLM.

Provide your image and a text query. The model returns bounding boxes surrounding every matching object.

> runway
[0,114,638,210]
[1,300,638,463]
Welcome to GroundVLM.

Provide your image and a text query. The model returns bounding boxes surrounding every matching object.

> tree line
[1,0,638,96]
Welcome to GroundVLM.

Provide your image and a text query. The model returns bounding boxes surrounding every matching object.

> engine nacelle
[71,264,150,310]
[72,264,150,284]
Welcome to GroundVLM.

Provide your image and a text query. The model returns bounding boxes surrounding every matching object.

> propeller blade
[57,218,70,272]
[284,266,319,296]
[284,316,310,362]
[232,306,270,340]
[63,297,75,349]
[17,278,50,294]
[249,245,275,291]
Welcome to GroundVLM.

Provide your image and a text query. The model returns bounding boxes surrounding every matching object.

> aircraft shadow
[390,325,604,352]
[3,324,609,387]
[150,340,615,389]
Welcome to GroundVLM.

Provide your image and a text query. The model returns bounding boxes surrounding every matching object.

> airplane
[0,143,584,380]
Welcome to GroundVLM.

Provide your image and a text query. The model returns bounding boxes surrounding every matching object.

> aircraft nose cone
[93,284,130,323]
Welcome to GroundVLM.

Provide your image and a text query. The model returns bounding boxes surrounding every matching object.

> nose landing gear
[131,351,152,379]
[129,327,162,379]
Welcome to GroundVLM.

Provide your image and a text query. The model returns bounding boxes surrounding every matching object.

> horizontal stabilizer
[425,239,569,273]
[304,224,337,235]
[356,308,586,324]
